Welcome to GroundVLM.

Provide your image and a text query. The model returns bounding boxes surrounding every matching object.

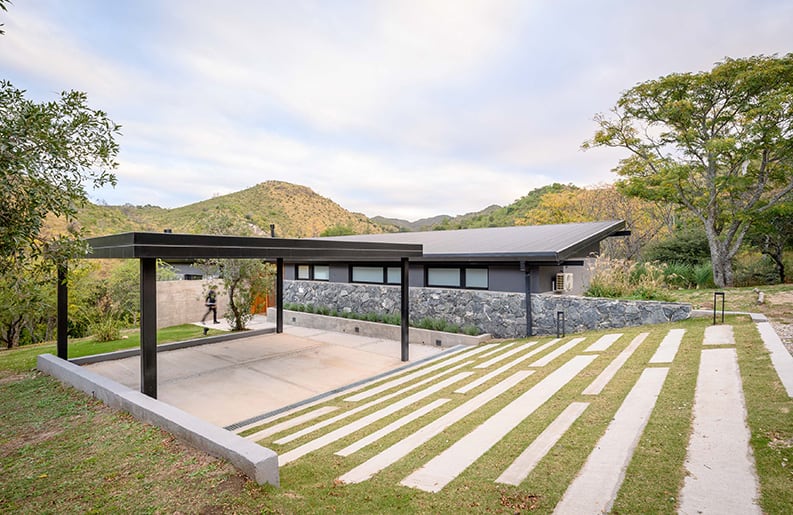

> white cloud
[6,0,793,222]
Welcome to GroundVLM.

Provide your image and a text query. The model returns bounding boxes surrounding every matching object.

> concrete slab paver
[756,321,793,397]
[703,324,735,345]
[457,340,565,394]
[401,355,598,492]
[649,328,686,364]
[336,398,451,457]
[474,340,541,368]
[278,372,471,465]
[584,333,622,352]
[276,360,471,445]
[529,337,586,367]
[345,345,488,402]
[338,370,534,484]
[246,406,339,442]
[496,402,590,486]
[582,333,648,396]
[478,341,518,358]
[678,348,761,514]
[554,367,670,514]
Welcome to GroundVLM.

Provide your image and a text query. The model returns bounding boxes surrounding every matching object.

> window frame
[349,264,405,285]
[425,266,489,290]
[295,264,330,282]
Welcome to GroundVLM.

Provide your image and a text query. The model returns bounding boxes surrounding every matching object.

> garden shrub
[642,227,711,265]
[693,263,715,288]
[734,254,779,286]
[89,317,122,342]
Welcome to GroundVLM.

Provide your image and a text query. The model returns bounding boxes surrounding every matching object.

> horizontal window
[352,266,385,283]
[387,267,401,285]
[465,268,488,289]
[295,264,329,281]
[297,265,310,280]
[351,266,405,284]
[427,268,460,287]
[427,267,488,289]
[313,265,330,281]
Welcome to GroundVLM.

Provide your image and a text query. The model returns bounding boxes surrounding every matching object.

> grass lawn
[668,283,793,323]
[0,324,224,376]
[1,315,792,513]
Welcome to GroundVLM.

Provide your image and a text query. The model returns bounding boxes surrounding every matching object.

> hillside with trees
[57,181,386,239]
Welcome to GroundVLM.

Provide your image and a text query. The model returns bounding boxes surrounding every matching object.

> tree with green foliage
[198,208,274,331]
[642,225,711,266]
[585,55,793,287]
[0,80,120,347]
[0,260,54,348]
[746,201,793,283]
[1,81,120,265]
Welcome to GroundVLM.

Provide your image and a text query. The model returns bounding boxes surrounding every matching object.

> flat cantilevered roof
[83,232,423,261]
[315,220,626,263]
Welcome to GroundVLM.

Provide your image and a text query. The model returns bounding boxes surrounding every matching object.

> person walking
[201,286,219,335]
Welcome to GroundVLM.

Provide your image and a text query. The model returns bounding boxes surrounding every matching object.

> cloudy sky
[2,1,791,220]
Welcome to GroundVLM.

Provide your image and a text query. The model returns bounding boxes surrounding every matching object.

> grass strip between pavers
[2,316,792,513]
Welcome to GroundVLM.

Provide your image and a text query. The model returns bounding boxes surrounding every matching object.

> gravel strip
[770,322,793,357]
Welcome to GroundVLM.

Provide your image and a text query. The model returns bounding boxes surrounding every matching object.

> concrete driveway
[82,325,445,428]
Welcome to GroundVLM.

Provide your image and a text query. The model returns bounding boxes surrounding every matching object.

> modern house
[284,220,628,295]
[276,220,691,339]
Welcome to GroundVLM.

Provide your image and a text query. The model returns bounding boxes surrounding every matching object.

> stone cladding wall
[284,280,691,338]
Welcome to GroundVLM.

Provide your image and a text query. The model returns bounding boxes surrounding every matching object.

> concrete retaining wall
[156,280,229,329]
[267,308,491,348]
[37,354,279,486]
[284,280,691,337]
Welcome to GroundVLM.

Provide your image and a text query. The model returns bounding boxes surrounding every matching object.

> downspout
[524,261,532,337]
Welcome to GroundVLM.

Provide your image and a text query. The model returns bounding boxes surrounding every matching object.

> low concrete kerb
[70,326,276,366]
[690,309,767,322]
[36,353,279,486]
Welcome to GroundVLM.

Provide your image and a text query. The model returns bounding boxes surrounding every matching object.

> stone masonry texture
[284,281,691,338]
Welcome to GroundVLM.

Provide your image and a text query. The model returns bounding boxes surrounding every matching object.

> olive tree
[198,207,274,331]
[585,55,793,287]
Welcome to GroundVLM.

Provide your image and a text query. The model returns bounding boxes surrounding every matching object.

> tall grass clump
[693,263,715,288]
[585,257,672,300]
[88,317,123,342]
[585,257,631,298]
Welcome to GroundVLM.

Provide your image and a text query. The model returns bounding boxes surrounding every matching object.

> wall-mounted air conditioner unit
[555,273,574,292]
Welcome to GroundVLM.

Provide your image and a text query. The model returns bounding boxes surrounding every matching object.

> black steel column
[140,258,157,398]
[400,257,409,362]
[524,262,533,337]
[57,264,68,359]
[276,258,284,333]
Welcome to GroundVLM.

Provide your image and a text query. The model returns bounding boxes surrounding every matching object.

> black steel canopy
[84,232,423,261]
[58,232,422,400]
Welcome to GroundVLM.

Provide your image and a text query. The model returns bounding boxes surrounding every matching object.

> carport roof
[83,232,423,261]
[316,220,626,263]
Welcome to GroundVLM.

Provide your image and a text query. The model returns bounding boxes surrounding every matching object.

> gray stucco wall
[283,280,691,338]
